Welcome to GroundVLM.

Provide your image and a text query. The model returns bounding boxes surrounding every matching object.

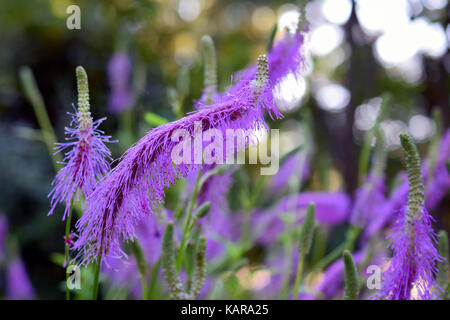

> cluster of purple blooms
[41,21,449,301]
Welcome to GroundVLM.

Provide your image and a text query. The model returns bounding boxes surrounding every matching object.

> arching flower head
[73,55,282,265]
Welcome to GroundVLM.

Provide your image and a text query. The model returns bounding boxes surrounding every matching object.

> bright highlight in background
[310,24,344,56]
[273,73,307,112]
[322,0,352,25]
[315,83,350,112]
[177,0,201,22]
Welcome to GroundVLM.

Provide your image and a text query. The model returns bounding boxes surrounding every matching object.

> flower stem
[146,259,161,300]
[92,252,102,300]
[130,240,148,300]
[19,66,61,171]
[310,225,361,273]
[292,252,305,300]
[176,168,202,273]
[64,198,75,300]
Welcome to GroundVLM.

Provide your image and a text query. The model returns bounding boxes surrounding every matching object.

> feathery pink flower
[48,67,113,220]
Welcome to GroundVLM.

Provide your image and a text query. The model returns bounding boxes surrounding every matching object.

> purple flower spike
[364,174,409,239]
[48,67,113,220]
[269,152,310,193]
[378,206,440,300]
[6,258,35,300]
[376,133,441,300]
[252,192,350,245]
[73,55,282,265]
[0,214,7,260]
[108,52,134,114]
[425,129,450,210]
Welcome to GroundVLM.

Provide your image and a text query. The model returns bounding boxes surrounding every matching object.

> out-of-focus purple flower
[185,166,241,261]
[108,52,134,114]
[104,209,174,298]
[0,214,7,261]
[6,258,34,300]
[192,169,235,260]
[269,152,310,193]
[280,192,350,224]
[73,56,280,265]
[252,192,350,245]
[364,174,408,239]
[425,130,450,210]
[350,175,387,227]
[48,67,113,220]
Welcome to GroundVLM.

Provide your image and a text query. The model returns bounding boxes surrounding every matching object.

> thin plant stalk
[292,252,305,300]
[146,259,161,300]
[64,198,74,300]
[130,240,148,300]
[92,252,102,300]
[176,168,203,273]
[19,66,61,171]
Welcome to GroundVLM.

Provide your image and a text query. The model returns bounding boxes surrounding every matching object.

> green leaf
[298,203,316,255]
[144,112,169,127]
[194,201,211,219]
[437,230,449,297]
[343,250,359,300]
[50,253,65,266]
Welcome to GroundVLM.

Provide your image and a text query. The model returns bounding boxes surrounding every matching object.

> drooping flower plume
[48,66,113,220]
[376,133,441,300]
[73,55,282,265]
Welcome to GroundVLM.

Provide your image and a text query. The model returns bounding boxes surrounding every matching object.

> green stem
[279,228,295,299]
[130,240,148,300]
[92,253,102,300]
[176,168,202,273]
[146,259,161,300]
[310,226,361,273]
[358,131,373,185]
[292,253,305,300]
[19,66,61,171]
[64,198,75,300]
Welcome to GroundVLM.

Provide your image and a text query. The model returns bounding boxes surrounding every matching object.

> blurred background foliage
[0,0,448,298]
